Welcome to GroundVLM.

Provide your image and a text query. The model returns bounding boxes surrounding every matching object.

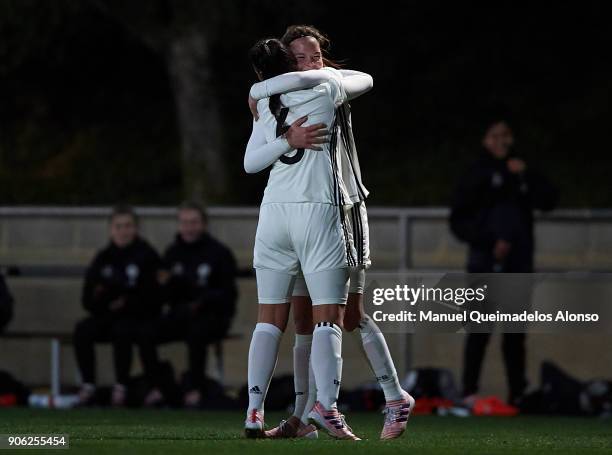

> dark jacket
[450,151,558,272]
[0,274,14,333]
[162,232,238,320]
[82,237,162,318]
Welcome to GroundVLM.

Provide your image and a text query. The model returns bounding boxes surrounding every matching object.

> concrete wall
[1,207,611,396]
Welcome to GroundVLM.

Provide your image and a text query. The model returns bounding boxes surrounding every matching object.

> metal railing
[2,206,612,272]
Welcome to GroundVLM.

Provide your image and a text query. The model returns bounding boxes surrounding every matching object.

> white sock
[247,322,282,415]
[311,322,343,409]
[359,315,404,402]
[301,360,317,424]
[292,334,312,420]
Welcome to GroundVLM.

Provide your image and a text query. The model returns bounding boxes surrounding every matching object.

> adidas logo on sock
[333,379,341,386]
[249,386,262,394]
[377,375,390,381]
[295,391,304,396]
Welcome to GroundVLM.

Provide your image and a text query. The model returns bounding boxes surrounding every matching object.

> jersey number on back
[276,107,304,165]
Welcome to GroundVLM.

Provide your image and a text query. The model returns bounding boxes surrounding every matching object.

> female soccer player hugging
[243,31,413,441]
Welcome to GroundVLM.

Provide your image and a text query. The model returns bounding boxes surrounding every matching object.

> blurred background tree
[0,0,610,206]
[90,0,242,202]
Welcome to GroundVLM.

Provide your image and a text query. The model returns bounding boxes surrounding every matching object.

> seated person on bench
[74,205,162,406]
[140,201,238,407]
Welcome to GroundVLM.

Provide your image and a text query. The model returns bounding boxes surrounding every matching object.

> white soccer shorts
[293,266,366,297]
[254,202,350,305]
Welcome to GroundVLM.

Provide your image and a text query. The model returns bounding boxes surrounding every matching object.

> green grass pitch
[0,408,610,454]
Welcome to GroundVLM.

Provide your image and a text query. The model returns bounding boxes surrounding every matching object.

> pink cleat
[264,418,318,439]
[308,402,360,440]
[380,391,415,440]
[244,409,265,438]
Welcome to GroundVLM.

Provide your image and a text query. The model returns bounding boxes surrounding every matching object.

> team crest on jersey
[101,265,113,278]
[197,263,211,286]
[172,262,184,276]
[126,264,140,287]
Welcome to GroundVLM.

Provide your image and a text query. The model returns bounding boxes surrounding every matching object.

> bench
[0,330,242,399]
[1,264,247,397]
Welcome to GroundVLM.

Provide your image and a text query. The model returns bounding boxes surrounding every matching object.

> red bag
[472,396,519,416]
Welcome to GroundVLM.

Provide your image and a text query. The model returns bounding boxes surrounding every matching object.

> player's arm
[249,70,335,100]
[250,68,373,100]
[337,69,374,101]
[244,119,291,174]
[248,70,334,119]
[248,68,373,117]
[243,118,329,174]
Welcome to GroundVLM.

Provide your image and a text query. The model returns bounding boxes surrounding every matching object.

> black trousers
[462,332,528,402]
[73,315,148,386]
[139,305,230,390]
[463,265,532,403]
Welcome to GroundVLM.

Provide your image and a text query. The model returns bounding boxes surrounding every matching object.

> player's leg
[292,292,315,423]
[345,202,414,438]
[343,268,414,439]
[245,268,293,438]
[246,203,299,437]
[292,289,319,437]
[288,203,359,440]
[344,269,405,402]
[304,269,360,440]
[265,282,318,439]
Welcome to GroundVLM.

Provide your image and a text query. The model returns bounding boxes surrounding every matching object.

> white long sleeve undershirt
[249,68,373,102]
[243,119,291,174]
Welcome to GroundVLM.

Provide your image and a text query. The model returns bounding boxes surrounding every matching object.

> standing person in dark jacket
[450,115,558,406]
[140,201,238,407]
[74,205,162,406]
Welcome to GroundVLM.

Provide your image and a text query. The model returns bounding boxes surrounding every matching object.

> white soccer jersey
[248,67,370,208]
[254,75,347,205]
[334,102,369,205]
[245,68,372,272]
[333,101,371,267]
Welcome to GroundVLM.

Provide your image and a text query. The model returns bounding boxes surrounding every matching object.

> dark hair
[249,38,297,80]
[281,24,342,68]
[109,204,138,225]
[481,106,516,138]
[178,200,208,224]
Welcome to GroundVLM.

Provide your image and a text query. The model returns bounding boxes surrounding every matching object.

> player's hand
[493,239,511,261]
[507,158,526,174]
[248,95,259,121]
[285,116,329,151]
